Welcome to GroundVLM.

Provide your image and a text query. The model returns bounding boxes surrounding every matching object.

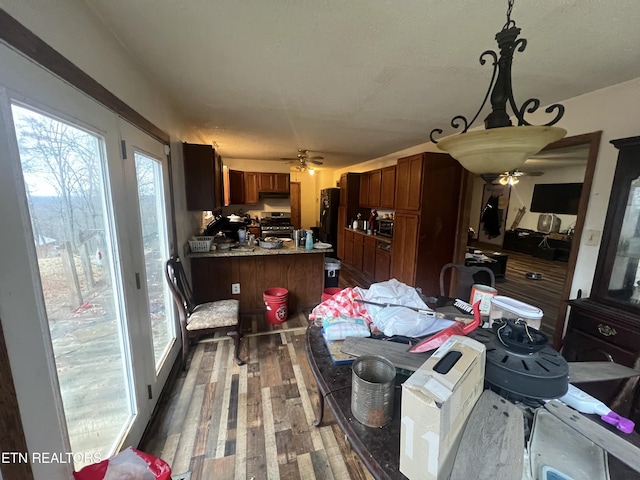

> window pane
[134,152,174,367]
[11,104,134,468]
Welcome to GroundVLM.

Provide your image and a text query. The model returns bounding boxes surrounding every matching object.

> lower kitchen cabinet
[562,299,640,431]
[362,235,376,278]
[390,212,420,285]
[337,207,346,260]
[353,232,364,271]
[374,245,391,282]
[344,229,354,266]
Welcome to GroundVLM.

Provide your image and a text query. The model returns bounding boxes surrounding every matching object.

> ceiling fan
[498,169,544,185]
[281,149,324,172]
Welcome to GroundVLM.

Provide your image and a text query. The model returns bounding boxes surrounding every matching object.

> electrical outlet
[232,283,240,294]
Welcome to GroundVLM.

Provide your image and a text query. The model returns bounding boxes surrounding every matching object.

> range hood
[259,191,289,198]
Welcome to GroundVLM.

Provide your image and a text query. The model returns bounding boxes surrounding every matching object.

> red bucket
[264,288,289,325]
[322,287,342,302]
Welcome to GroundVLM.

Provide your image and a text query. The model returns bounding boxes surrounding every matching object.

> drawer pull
[597,324,617,337]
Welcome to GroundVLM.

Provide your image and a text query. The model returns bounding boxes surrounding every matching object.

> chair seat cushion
[187,299,239,331]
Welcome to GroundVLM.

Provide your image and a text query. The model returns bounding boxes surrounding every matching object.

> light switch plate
[583,229,601,246]
[232,283,240,294]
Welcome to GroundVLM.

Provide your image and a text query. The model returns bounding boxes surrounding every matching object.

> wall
[0,3,193,479]
[469,165,586,236]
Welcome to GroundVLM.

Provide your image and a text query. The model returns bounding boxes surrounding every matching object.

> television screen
[530,183,583,215]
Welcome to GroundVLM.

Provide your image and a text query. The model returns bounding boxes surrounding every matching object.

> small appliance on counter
[203,214,248,241]
[378,218,394,238]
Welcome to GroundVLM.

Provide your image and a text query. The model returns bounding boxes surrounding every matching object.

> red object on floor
[322,287,343,302]
[73,447,171,480]
[264,287,289,324]
[408,301,482,353]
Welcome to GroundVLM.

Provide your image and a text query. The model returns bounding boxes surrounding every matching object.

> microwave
[378,219,393,238]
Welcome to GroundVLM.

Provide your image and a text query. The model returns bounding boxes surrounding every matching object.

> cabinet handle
[597,324,617,337]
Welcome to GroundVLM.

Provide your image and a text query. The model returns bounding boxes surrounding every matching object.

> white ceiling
[84,0,640,170]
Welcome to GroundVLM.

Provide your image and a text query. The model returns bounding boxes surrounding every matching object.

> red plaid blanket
[309,287,373,324]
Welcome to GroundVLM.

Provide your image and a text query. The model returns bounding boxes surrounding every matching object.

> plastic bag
[373,306,454,337]
[73,447,171,480]
[363,278,430,318]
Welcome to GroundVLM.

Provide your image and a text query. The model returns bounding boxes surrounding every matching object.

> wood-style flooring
[139,312,374,480]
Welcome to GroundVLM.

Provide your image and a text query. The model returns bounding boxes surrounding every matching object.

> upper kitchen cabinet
[183,142,223,210]
[380,166,396,209]
[359,172,370,207]
[395,154,424,211]
[359,166,396,209]
[244,172,259,204]
[228,169,246,205]
[391,152,467,294]
[258,173,290,193]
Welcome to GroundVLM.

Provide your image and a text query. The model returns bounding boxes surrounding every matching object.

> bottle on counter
[306,229,314,250]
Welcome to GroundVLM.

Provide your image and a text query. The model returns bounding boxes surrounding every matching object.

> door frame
[550,131,602,349]
[290,181,302,229]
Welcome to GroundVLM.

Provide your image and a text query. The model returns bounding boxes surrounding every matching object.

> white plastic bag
[372,307,425,337]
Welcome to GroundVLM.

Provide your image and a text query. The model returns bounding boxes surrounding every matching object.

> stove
[260,211,294,239]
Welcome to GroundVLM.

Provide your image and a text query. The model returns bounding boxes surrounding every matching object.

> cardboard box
[400,335,486,480]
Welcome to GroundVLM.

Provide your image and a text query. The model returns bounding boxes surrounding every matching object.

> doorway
[290,181,301,229]
[468,132,602,347]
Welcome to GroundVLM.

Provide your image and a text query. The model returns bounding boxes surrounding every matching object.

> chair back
[439,263,496,301]
[165,256,195,323]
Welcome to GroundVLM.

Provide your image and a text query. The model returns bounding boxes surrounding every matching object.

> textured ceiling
[84,0,640,169]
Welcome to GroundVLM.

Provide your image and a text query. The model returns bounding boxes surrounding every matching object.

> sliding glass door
[10,104,136,466]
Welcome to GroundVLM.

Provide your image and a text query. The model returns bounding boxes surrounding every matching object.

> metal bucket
[351,355,396,427]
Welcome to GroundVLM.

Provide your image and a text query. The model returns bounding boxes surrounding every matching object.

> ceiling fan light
[308,168,315,175]
[436,125,567,175]
[510,176,519,185]
[499,176,509,185]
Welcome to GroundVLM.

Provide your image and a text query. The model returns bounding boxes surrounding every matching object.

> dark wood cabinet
[344,229,354,266]
[375,245,391,282]
[359,167,392,209]
[256,172,290,193]
[273,173,290,192]
[228,169,245,205]
[353,231,364,271]
[390,152,466,294]
[394,153,424,211]
[561,136,640,432]
[390,212,420,284]
[362,235,377,278]
[244,172,258,204]
[359,173,370,207]
[257,173,273,192]
[380,166,396,209]
[182,142,223,210]
[368,169,382,208]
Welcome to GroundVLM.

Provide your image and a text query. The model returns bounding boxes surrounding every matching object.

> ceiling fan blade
[307,155,324,160]
[526,171,545,176]
[308,159,323,165]
[280,157,299,161]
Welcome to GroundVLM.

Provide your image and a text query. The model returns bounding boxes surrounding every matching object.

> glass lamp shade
[436,125,567,175]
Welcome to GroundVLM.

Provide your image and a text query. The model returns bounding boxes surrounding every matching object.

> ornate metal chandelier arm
[515,98,566,127]
[429,50,498,144]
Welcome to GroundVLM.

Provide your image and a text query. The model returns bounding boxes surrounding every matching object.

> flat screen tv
[530,182,582,215]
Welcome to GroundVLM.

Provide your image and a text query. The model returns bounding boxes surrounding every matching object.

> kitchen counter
[188,242,333,313]
[187,241,333,258]
[345,227,392,243]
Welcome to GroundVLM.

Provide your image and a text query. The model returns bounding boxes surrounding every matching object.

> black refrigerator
[319,188,340,248]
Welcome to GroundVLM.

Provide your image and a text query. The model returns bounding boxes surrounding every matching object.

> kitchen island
[187,241,333,313]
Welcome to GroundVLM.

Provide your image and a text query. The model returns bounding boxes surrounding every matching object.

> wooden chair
[165,256,244,369]
[439,262,496,301]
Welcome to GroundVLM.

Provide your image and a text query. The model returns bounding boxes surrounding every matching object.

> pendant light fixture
[430,0,567,175]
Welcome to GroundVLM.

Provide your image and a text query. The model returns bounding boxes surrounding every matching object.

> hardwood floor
[139,311,374,480]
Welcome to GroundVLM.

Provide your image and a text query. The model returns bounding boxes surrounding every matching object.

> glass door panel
[11,104,134,468]
[133,151,174,367]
